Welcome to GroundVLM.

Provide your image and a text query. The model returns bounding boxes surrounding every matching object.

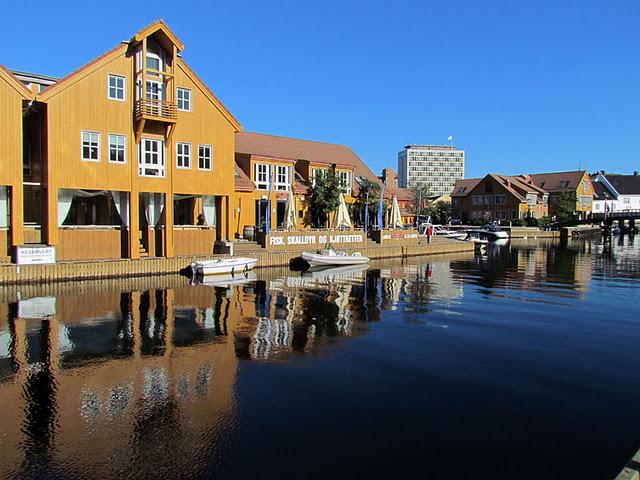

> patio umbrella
[284,190,297,229]
[389,196,403,229]
[333,192,352,229]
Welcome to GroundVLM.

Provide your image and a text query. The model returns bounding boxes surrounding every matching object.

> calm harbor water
[1,237,640,479]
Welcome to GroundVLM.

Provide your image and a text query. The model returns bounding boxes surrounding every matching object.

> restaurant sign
[262,230,366,251]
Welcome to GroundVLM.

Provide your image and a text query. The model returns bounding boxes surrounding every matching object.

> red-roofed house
[451,174,549,222]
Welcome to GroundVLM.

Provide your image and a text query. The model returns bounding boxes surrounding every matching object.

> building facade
[451,174,548,222]
[233,132,380,236]
[397,144,465,196]
[530,171,594,219]
[591,172,640,214]
[1,21,241,262]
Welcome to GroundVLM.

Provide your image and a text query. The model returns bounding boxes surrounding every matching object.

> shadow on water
[0,237,639,478]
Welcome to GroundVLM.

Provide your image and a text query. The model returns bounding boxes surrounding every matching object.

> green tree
[553,191,577,224]
[423,200,450,224]
[410,183,432,217]
[353,178,380,228]
[309,164,342,227]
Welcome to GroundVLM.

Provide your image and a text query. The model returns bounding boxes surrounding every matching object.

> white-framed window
[198,144,212,170]
[275,165,290,191]
[254,163,269,190]
[108,134,126,163]
[526,193,538,207]
[471,195,482,205]
[311,168,326,186]
[623,197,630,204]
[494,194,506,205]
[81,131,100,162]
[138,138,165,177]
[177,88,191,111]
[339,171,352,194]
[176,142,191,169]
[108,74,125,101]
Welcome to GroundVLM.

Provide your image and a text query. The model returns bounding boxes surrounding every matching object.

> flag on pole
[265,166,272,235]
[417,189,422,226]
[377,185,385,229]
[364,188,369,234]
[447,135,453,141]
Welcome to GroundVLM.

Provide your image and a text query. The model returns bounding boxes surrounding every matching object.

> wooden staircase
[231,240,264,255]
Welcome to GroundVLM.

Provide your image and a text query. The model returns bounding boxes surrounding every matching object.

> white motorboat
[418,223,466,240]
[301,247,369,267]
[466,223,509,242]
[190,257,257,276]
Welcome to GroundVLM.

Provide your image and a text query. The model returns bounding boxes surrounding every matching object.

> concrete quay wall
[0,240,474,286]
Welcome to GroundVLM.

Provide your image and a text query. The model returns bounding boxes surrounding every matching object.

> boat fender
[243,263,249,274]
[231,266,235,276]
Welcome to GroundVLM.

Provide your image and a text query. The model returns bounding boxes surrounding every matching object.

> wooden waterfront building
[451,174,549,222]
[530,171,594,220]
[0,21,241,262]
[233,132,381,237]
[0,67,33,260]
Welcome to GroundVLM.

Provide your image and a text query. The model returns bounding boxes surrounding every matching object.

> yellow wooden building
[233,132,379,238]
[1,21,241,262]
[0,67,33,261]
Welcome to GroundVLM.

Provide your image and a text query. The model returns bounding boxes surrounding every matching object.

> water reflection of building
[453,239,595,299]
[0,279,239,478]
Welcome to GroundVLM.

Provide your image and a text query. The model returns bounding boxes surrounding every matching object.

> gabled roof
[604,174,640,195]
[234,164,254,192]
[0,65,34,99]
[451,178,481,197]
[235,132,380,184]
[592,181,616,201]
[37,43,127,100]
[529,170,588,193]
[132,20,185,52]
[176,59,241,132]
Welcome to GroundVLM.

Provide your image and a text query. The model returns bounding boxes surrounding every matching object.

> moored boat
[465,223,509,242]
[190,257,257,276]
[301,247,369,267]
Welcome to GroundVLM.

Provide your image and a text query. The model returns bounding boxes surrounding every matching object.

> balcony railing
[134,99,178,122]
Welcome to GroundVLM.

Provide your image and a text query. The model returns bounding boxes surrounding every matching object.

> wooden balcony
[134,98,178,123]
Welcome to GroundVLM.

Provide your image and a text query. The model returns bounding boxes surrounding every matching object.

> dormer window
[558,180,569,188]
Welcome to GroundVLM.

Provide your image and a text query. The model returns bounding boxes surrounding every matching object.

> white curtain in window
[110,191,130,227]
[0,186,7,228]
[143,193,165,227]
[202,195,216,227]
[58,189,75,226]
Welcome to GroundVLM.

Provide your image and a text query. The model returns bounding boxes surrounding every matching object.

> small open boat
[190,257,257,276]
[301,247,369,267]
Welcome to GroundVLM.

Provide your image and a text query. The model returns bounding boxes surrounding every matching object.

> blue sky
[1,0,638,178]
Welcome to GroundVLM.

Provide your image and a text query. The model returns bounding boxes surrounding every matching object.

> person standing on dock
[427,224,433,244]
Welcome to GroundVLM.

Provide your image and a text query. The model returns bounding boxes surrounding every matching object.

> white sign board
[16,246,56,265]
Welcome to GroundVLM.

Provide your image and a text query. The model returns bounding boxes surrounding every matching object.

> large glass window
[198,145,212,170]
[138,138,165,177]
[108,134,126,163]
[108,74,125,101]
[176,142,191,169]
[177,88,191,111]
[81,131,100,162]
